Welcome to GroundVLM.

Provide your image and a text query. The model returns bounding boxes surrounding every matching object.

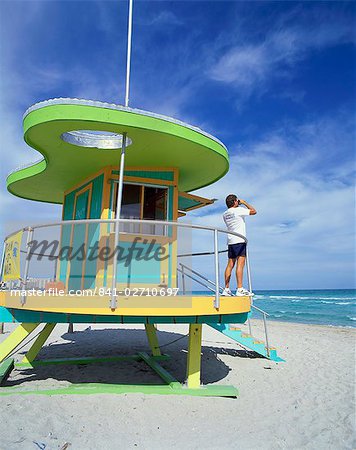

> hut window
[112,182,168,235]
[143,187,167,221]
[121,184,141,219]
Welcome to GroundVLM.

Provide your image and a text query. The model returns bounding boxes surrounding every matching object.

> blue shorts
[228,243,246,259]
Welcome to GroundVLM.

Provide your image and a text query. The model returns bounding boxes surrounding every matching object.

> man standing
[222,194,256,296]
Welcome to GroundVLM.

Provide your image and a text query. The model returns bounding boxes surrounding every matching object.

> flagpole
[111,0,134,309]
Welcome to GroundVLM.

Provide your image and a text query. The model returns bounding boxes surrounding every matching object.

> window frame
[110,181,170,237]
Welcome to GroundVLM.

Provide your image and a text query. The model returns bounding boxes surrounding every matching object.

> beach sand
[0,320,354,450]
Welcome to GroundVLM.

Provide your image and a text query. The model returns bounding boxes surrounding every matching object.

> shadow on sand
[5,327,263,388]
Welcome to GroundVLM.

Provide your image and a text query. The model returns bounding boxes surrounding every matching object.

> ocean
[195,289,355,327]
[252,289,356,328]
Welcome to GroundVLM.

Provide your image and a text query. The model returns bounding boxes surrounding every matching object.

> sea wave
[250,290,356,327]
[320,301,352,305]
[263,296,355,303]
[268,296,329,300]
[290,311,331,317]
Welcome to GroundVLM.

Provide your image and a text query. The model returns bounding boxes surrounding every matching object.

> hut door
[74,190,89,221]
[68,188,90,291]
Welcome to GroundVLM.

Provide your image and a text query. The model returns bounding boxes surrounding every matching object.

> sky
[0,1,355,290]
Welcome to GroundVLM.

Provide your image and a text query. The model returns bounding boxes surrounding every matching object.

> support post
[124,0,134,107]
[145,324,161,356]
[21,323,56,364]
[110,134,127,310]
[186,324,202,389]
[0,323,40,363]
[110,0,134,310]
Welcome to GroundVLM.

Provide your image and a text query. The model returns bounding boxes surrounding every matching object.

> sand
[0,320,354,450]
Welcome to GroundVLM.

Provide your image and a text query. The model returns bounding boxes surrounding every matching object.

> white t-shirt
[223,207,250,245]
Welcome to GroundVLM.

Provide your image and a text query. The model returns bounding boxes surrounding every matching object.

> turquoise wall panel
[61,173,104,289]
[59,225,72,283]
[168,186,174,221]
[59,191,75,284]
[90,174,104,217]
[68,190,89,291]
[63,192,75,220]
[84,176,103,288]
[116,241,162,284]
[112,170,174,182]
[83,223,100,289]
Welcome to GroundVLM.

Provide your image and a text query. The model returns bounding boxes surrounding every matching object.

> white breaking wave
[267,295,355,302]
[320,301,352,305]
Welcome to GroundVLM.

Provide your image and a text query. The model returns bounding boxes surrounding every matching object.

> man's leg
[224,258,236,288]
[236,256,246,289]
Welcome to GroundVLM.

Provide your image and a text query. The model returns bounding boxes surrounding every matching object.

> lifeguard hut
[0,3,282,398]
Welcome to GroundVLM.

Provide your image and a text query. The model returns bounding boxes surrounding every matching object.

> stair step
[207,323,285,362]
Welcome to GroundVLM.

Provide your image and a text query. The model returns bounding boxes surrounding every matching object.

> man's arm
[239,199,257,215]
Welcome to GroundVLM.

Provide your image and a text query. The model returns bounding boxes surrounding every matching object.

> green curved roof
[7,99,229,204]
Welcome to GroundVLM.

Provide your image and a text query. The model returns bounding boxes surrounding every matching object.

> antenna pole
[111,0,134,309]
[125,0,133,108]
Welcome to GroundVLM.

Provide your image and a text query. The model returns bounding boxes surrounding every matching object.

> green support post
[21,323,56,364]
[145,324,161,356]
[0,323,40,363]
[186,324,202,389]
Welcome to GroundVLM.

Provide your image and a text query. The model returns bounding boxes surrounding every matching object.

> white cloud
[146,10,183,27]
[209,20,355,95]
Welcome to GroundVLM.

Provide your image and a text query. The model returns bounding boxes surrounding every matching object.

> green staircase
[207,323,285,362]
